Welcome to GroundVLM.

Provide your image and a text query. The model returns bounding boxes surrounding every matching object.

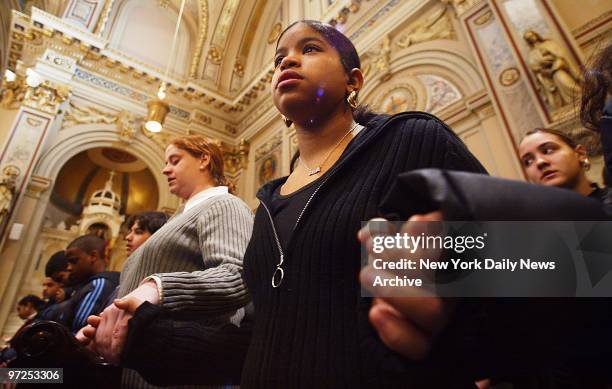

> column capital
[220,139,250,175]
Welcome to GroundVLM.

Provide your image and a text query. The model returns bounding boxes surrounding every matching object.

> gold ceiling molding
[255,133,282,161]
[329,0,363,27]
[7,8,274,128]
[193,110,212,125]
[219,139,249,174]
[93,0,116,36]
[0,75,27,109]
[207,45,223,65]
[8,27,27,70]
[233,58,245,77]
[204,0,240,72]
[189,0,209,78]
[234,0,268,81]
[23,80,71,115]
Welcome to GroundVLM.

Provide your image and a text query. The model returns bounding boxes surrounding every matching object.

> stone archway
[0,124,176,336]
[35,123,171,209]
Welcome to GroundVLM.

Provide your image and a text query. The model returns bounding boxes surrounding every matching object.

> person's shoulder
[88,271,120,285]
[198,193,253,217]
[368,111,458,141]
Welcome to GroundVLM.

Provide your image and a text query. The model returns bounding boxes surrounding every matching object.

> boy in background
[60,235,119,333]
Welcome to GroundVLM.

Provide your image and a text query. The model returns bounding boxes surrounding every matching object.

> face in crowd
[42,277,61,300]
[65,247,101,285]
[16,303,35,320]
[272,21,361,125]
[162,144,211,201]
[519,130,589,191]
[126,220,151,256]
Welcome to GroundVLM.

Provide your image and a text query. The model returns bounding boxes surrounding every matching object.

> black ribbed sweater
[242,112,487,388]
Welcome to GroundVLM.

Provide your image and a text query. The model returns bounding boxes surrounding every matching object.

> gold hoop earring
[581,158,591,171]
[281,114,293,127]
[347,90,358,109]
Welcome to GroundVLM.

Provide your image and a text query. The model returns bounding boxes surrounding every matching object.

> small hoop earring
[582,158,591,171]
[347,90,358,109]
[281,114,293,127]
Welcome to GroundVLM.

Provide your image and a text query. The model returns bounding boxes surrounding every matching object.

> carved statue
[116,110,137,143]
[0,165,20,224]
[364,35,392,81]
[23,82,70,115]
[63,102,117,127]
[524,30,581,110]
[396,6,456,48]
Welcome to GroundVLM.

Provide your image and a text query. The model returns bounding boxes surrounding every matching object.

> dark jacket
[382,169,612,386]
[35,299,62,322]
[241,112,487,388]
[56,271,120,333]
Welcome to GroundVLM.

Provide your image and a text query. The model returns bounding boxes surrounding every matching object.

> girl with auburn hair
[240,20,486,388]
[80,134,253,387]
[169,135,235,193]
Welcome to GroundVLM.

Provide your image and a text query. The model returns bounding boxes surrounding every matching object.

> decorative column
[220,139,250,197]
[0,80,70,245]
[0,79,69,336]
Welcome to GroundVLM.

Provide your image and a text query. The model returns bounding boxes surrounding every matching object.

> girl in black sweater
[241,20,486,388]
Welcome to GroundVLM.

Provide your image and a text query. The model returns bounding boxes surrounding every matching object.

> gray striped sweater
[118,193,254,313]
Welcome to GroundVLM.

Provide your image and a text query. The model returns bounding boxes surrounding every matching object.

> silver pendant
[307,166,321,176]
[272,254,285,288]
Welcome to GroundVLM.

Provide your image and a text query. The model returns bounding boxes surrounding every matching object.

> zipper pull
[272,254,284,288]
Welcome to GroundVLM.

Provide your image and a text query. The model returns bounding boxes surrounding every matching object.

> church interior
[0,0,611,384]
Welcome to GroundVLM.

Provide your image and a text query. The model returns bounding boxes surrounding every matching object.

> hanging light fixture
[144,0,186,133]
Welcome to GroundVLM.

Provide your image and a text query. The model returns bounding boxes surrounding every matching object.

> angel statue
[524,30,581,110]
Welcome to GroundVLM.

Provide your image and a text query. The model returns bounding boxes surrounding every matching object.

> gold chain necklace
[299,122,358,176]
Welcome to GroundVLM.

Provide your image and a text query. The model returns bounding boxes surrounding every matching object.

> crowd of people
[1,20,611,388]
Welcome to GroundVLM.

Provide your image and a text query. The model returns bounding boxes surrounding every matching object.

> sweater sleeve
[399,114,488,175]
[154,196,254,314]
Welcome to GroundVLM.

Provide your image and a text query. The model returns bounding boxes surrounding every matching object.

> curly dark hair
[126,211,168,234]
[580,42,612,131]
[18,294,44,310]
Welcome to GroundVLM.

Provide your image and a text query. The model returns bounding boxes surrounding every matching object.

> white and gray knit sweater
[118,193,254,315]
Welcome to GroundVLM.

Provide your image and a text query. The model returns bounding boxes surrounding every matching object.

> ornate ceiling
[1,0,433,140]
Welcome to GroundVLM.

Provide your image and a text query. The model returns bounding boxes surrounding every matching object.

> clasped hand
[358,212,456,360]
[76,281,159,365]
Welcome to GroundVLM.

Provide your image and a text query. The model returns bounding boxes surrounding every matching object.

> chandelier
[144,0,186,133]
